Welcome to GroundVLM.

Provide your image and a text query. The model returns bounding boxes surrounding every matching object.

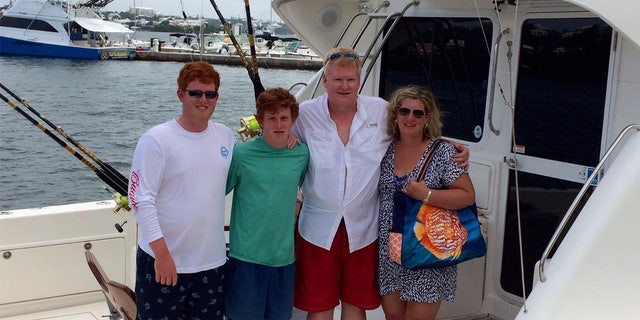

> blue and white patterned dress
[377,139,465,303]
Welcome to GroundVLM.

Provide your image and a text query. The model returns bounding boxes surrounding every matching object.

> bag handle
[416,139,444,182]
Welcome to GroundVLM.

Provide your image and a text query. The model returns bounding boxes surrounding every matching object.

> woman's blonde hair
[386,85,442,141]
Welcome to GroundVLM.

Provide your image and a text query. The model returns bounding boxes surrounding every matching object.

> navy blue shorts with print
[135,248,225,320]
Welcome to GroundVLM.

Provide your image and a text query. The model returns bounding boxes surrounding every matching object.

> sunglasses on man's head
[397,107,426,119]
[186,89,218,99]
[326,51,359,63]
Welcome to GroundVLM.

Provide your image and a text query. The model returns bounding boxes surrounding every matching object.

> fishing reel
[112,192,130,233]
[237,115,261,142]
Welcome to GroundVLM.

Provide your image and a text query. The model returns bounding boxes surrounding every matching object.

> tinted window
[501,17,612,298]
[0,16,58,32]
[514,18,611,165]
[381,17,493,142]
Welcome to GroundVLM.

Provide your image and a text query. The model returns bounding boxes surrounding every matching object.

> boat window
[501,17,612,298]
[381,17,493,143]
[513,18,611,165]
[0,16,57,32]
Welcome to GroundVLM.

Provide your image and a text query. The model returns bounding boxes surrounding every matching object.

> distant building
[168,19,202,27]
[232,23,243,36]
[129,7,155,17]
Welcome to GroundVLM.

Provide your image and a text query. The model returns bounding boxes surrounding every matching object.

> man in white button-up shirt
[292,48,468,320]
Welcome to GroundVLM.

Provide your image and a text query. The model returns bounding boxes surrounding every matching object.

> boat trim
[538,123,640,282]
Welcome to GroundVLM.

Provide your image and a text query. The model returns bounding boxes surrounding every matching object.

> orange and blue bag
[388,139,486,269]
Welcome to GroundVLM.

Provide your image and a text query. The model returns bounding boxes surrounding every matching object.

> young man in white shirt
[129,61,235,320]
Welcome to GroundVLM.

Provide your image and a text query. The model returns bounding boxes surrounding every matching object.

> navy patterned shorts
[135,248,225,320]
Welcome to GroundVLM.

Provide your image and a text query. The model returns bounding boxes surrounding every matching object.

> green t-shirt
[226,137,309,266]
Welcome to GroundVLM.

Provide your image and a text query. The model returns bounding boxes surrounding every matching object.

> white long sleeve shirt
[292,94,390,252]
[129,119,235,273]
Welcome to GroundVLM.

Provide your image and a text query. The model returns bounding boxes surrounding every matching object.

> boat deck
[3,300,501,320]
[2,301,110,320]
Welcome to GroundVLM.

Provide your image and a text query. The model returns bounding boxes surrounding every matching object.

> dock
[135,51,323,71]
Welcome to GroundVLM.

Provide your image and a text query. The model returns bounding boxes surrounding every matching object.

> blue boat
[0,0,136,60]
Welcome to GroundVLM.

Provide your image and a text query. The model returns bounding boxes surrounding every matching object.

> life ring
[100,51,109,60]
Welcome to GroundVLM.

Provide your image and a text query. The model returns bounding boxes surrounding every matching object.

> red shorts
[294,221,380,312]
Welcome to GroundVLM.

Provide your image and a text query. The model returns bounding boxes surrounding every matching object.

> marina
[2,0,640,319]
[134,50,323,70]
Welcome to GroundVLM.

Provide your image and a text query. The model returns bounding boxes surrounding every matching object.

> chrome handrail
[336,1,390,48]
[360,0,420,93]
[487,28,510,136]
[288,82,307,92]
[349,1,391,49]
[538,124,640,282]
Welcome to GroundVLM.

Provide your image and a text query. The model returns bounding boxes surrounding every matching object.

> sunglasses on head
[326,51,359,63]
[186,89,218,99]
[398,107,426,119]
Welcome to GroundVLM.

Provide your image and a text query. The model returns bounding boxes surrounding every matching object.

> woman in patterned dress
[377,85,476,320]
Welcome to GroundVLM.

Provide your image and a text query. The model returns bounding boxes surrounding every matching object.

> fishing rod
[243,0,265,100]
[0,82,129,193]
[0,85,129,200]
[208,0,265,99]
[208,0,251,68]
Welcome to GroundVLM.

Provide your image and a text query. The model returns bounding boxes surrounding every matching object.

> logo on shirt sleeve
[129,170,140,211]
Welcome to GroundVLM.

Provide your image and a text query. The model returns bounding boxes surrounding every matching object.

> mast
[133,0,137,30]
[199,0,204,53]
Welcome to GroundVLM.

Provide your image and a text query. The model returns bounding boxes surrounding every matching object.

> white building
[129,7,155,17]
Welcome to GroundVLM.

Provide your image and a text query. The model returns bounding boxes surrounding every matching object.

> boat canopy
[73,17,133,34]
[568,0,640,47]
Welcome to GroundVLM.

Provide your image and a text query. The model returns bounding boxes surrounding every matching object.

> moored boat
[0,0,136,60]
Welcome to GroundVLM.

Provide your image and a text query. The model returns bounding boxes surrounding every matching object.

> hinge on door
[504,156,517,169]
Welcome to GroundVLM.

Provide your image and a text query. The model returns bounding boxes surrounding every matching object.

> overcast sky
[1,0,278,20]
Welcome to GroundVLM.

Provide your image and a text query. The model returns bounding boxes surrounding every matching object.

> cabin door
[499,16,613,300]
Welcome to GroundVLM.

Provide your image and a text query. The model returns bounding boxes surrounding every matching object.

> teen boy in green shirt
[224,87,309,320]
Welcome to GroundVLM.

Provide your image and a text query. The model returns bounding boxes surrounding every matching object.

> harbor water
[0,51,317,211]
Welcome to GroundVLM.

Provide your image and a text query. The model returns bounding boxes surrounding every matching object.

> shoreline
[135,50,323,71]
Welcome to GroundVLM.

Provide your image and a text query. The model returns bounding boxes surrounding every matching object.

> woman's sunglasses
[186,89,218,99]
[397,107,426,119]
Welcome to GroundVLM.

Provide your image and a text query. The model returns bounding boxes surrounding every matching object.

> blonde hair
[323,47,362,74]
[386,85,442,141]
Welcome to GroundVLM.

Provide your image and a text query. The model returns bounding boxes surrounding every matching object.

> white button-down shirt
[292,94,391,252]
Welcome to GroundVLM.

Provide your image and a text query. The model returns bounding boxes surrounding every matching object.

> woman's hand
[402,178,428,201]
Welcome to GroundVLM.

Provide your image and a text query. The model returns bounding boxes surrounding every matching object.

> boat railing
[288,82,307,92]
[335,1,390,49]
[358,0,420,94]
[310,0,418,98]
[538,123,640,282]
[487,28,510,136]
